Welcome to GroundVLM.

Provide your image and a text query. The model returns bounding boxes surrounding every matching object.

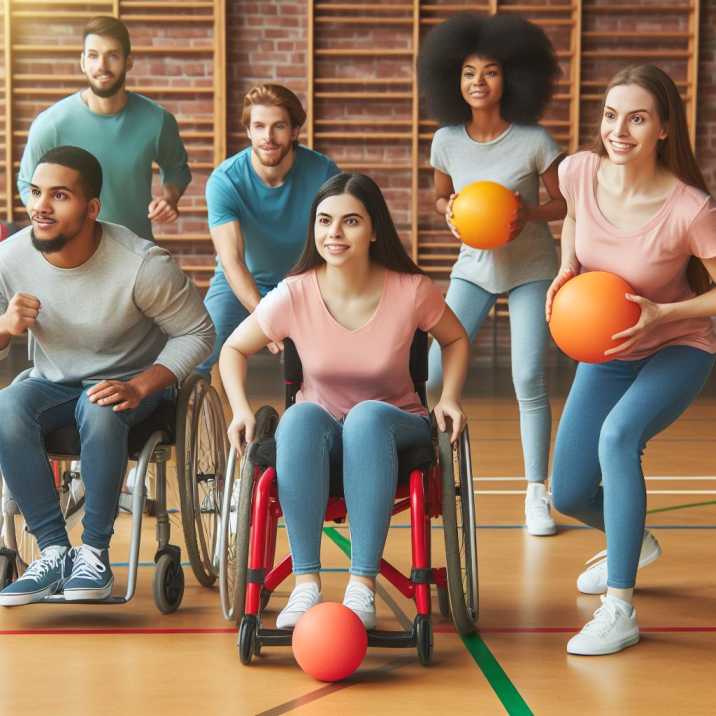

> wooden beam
[213,0,226,164]
[4,0,14,222]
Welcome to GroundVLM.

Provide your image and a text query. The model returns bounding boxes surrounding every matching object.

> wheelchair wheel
[438,425,479,635]
[176,375,228,587]
[154,552,185,614]
[0,554,14,590]
[230,405,279,625]
[238,614,259,665]
[415,614,433,666]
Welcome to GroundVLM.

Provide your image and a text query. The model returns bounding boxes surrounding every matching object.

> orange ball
[292,603,367,681]
[451,181,518,249]
[549,271,641,364]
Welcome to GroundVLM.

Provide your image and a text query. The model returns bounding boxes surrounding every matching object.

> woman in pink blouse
[219,173,469,630]
[546,65,716,656]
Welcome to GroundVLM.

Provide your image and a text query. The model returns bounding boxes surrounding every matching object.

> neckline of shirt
[461,123,514,146]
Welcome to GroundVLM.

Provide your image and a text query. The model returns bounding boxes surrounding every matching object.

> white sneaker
[567,595,640,655]
[275,582,321,629]
[524,484,557,536]
[342,580,376,630]
[577,530,662,595]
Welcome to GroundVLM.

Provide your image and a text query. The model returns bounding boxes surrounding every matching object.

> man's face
[80,34,131,98]
[28,163,99,253]
[246,105,299,167]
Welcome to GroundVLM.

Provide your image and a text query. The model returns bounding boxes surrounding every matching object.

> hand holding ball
[549,271,641,363]
[450,181,518,249]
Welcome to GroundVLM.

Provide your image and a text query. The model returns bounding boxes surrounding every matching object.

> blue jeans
[275,400,432,577]
[197,270,271,374]
[428,277,552,482]
[0,377,166,550]
[551,346,715,588]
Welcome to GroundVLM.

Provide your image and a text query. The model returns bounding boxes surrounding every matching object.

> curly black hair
[418,13,561,126]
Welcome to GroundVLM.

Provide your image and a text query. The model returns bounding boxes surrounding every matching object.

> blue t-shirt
[206,145,339,291]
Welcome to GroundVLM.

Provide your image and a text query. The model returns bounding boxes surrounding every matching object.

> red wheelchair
[218,331,478,665]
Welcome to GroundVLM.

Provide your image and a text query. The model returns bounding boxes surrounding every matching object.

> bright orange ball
[292,602,368,681]
[549,271,641,364]
[451,180,518,249]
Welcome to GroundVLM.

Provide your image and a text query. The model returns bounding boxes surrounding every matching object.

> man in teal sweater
[17,16,191,240]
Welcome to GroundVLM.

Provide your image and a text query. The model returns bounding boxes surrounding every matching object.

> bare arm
[524,156,567,224]
[429,306,469,443]
[210,220,262,312]
[219,313,273,452]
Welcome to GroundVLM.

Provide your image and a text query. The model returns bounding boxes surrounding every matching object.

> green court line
[647,499,716,515]
[461,633,533,716]
[323,527,533,715]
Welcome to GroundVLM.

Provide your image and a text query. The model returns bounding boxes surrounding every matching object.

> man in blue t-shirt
[199,84,339,373]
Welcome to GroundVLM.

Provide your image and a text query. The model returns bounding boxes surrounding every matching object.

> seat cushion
[44,399,177,459]
[249,436,435,495]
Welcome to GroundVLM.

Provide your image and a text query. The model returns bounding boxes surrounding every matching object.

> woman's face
[460,55,503,111]
[600,83,667,165]
[314,192,375,268]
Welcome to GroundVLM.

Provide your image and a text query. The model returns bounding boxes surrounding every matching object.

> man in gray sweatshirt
[0,146,214,606]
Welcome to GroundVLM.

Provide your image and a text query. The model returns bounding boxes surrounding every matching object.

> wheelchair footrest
[256,627,293,646]
[34,595,128,605]
[367,629,417,649]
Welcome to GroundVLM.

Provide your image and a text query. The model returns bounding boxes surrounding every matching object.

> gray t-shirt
[0,222,215,384]
[431,123,562,293]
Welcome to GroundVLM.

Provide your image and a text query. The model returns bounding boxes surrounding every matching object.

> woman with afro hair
[419,13,567,536]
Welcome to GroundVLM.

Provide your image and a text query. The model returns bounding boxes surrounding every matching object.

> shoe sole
[567,633,640,656]
[526,524,558,536]
[578,541,663,595]
[0,584,58,607]
[63,578,114,601]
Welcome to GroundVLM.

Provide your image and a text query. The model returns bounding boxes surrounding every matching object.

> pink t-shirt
[254,269,446,419]
[559,151,716,360]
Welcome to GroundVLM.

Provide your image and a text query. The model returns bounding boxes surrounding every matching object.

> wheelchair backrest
[283,330,429,409]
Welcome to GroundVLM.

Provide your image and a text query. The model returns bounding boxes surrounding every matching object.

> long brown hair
[289,173,426,277]
[592,65,712,294]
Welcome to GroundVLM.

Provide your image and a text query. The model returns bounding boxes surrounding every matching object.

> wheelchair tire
[415,615,433,666]
[231,405,279,625]
[154,553,185,614]
[238,615,259,665]
[176,375,228,588]
[0,555,14,590]
[438,426,479,636]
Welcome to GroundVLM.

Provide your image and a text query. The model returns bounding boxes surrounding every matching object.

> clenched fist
[0,293,41,336]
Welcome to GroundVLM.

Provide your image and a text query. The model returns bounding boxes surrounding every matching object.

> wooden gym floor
[0,339,714,716]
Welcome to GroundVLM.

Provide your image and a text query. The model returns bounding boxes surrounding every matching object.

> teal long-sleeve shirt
[17,92,191,239]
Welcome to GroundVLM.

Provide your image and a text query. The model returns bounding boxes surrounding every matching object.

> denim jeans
[428,277,552,482]
[0,377,166,550]
[551,345,715,588]
[197,270,272,374]
[275,400,432,577]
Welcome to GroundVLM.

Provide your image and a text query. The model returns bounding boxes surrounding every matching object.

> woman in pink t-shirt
[219,173,469,630]
[545,65,716,657]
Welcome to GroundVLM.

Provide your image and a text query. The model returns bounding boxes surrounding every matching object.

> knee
[512,363,546,402]
[75,396,128,438]
[597,420,640,466]
[551,472,590,517]
[0,388,32,442]
[277,402,329,438]
[343,401,387,436]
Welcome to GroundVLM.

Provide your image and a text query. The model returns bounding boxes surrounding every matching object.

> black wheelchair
[0,372,227,612]
[218,332,479,665]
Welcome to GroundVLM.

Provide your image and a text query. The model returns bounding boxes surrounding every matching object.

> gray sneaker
[0,546,67,606]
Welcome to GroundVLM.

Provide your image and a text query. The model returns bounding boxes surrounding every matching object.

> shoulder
[128,92,169,119]
[559,150,596,181]
[0,227,33,263]
[211,148,251,180]
[31,95,77,130]
[512,123,558,147]
[432,125,463,146]
[102,222,168,266]
[674,183,713,225]
[295,145,336,170]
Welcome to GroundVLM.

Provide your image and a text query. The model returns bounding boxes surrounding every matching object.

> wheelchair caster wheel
[154,554,185,614]
[238,615,259,665]
[0,555,15,590]
[415,615,433,666]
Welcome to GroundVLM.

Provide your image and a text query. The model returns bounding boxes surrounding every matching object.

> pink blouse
[559,151,716,360]
[255,269,446,419]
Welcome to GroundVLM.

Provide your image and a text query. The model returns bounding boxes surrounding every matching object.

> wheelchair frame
[218,333,479,665]
[0,372,227,612]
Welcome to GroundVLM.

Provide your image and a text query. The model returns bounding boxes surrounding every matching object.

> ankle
[526,482,547,500]
[349,575,375,591]
[294,574,321,590]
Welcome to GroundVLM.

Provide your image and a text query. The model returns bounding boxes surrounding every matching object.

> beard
[254,142,292,167]
[31,230,73,254]
[88,69,127,99]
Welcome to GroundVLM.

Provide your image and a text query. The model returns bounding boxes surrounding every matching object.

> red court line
[434,626,716,634]
[1,625,715,636]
